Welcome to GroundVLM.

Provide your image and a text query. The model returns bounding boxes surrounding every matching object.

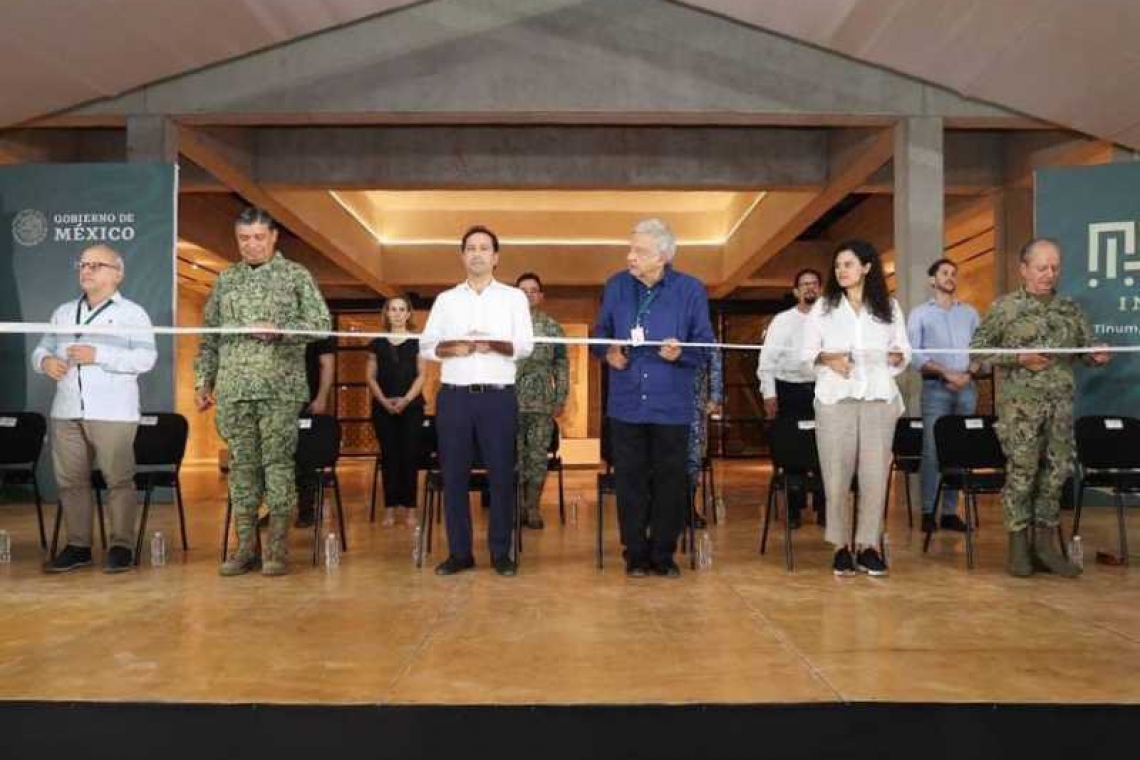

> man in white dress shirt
[757,268,825,528]
[33,245,156,574]
[420,226,534,576]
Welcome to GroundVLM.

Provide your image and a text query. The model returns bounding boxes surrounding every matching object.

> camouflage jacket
[515,309,569,414]
[970,286,1093,399]
[194,252,332,402]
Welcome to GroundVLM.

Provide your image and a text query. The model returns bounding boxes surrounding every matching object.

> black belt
[777,380,815,388]
[442,383,511,393]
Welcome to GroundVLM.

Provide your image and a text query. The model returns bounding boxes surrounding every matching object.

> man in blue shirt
[593,218,715,577]
[907,258,981,534]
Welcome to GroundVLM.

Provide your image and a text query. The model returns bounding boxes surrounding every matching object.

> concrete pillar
[893,117,944,412]
[893,117,944,314]
[127,115,178,163]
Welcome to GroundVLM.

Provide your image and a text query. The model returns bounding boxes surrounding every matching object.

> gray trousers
[814,398,901,548]
[51,419,138,550]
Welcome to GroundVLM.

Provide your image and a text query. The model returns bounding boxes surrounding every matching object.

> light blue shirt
[907,299,979,374]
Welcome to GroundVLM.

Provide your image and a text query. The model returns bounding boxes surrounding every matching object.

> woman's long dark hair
[822,239,894,323]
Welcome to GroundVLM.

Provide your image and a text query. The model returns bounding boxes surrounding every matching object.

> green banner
[1036,163,1140,418]
[0,163,176,467]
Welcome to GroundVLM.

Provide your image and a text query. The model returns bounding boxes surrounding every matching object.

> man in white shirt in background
[33,244,156,574]
[757,268,825,529]
[420,225,534,577]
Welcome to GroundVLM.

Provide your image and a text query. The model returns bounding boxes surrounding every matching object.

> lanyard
[633,285,659,328]
[74,298,114,339]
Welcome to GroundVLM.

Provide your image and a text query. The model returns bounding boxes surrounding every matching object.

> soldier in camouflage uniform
[514,273,569,529]
[194,207,332,577]
[971,238,1110,577]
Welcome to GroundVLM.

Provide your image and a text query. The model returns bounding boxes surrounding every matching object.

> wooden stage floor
[0,461,1137,706]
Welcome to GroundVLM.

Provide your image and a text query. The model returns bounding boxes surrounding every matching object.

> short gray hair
[632,218,677,263]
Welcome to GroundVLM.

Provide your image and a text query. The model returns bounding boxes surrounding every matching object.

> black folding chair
[759,416,822,571]
[548,422,566,524]
[129,413,190,565]
[220,414,346,566]
[417,416,522,567]
[923,415,1005,569]
[0,411,48,549]
[595,418,617,568]
[368,450,383,522]
[1074,415,1140,565]
[886,416,923,529]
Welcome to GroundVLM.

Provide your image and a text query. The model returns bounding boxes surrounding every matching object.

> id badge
[630,326,646,346]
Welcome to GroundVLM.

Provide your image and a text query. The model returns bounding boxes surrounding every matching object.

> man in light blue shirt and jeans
[907,258,980,534]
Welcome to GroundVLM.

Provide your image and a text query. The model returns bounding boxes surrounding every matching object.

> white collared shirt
[31,292,157,422]
[801,296,912,405]
[420,279,535,385]
[757,306,816,399]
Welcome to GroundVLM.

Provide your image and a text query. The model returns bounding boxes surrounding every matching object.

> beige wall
[176,285,223,464]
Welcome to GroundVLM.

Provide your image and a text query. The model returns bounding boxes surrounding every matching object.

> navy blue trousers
[436,386,517,560]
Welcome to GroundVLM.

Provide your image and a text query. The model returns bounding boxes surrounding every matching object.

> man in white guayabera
[33,244,156,574]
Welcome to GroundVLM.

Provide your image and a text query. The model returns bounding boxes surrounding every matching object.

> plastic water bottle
[569,494,580,526]
[0,529,11,563]
[714,495,727,524]
[697,531,713,569]
[411,525,423,564]
[325,532,340,570]
[150,531,167,567]
[1069,535,1084,569]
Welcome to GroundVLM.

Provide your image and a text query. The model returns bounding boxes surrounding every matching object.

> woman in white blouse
[802,240,911,577]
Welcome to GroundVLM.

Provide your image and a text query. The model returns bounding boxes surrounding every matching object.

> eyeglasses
[74,261,121,272]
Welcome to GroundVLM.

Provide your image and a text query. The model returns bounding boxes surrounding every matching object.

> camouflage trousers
[217,399,302,555]
[517,412,554,513]
[995,397,1075,532]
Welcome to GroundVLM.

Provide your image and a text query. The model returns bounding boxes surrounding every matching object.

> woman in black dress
[366,295,426,527]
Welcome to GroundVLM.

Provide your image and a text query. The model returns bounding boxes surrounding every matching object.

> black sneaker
[832,547,857,577]
[921,514,938,534]
[856,548,889,577]
[940,514,969,532]
[434,555,475,576]
[44,545,93,574]
[491,554,517,577]
[651,558,682,578]
[103,546,133,574]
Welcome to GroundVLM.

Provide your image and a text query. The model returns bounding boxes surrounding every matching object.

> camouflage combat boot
[522,484,544,529]
[1007,528,1033,578]
[261,514,290,576]
[220,514,260,576]
[1031,525,1081,577]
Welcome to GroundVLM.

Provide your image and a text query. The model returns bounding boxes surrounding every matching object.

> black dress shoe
[625,559,650,578]
[940,514,969,532]
[921,514,938,534]
[103,546,133,574]
[788,512,803,530]
[651,558,682,578]
[294,509,315,529]
[692,513,708,529]
[44,545,93,574]
[434,555,475,576]
[492,554,517,577]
